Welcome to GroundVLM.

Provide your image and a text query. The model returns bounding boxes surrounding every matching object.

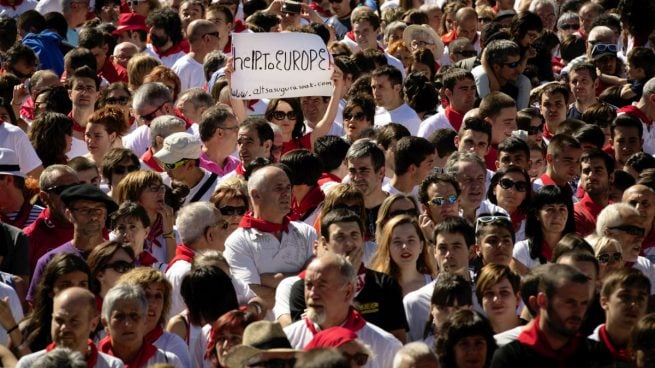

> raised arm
[309,66,345,146]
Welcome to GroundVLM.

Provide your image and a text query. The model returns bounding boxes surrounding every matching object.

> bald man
[172,19,221,92]
[113,42,139,69]
[623,184,655,263]
[16,287,124,368]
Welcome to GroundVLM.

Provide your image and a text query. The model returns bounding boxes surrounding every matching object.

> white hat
[154,132,202,164]
[402,24,445,61]
[0,148,24,177]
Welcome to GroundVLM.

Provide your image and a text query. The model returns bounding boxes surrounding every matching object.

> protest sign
[231,32,334,99]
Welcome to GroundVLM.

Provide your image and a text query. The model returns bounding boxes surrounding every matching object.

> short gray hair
[392,342,437,368]
[642,77,655,100]
[178,88,213,111]
[150,115,187,147]
[596,203,639,236]
[33,347,86,368]
[557,11,579,30]
[39,165,78,189]
[587,26,615,44]
[101,284,147,322]
[383,21,406,42]
[132,82,172,111]
[446,151,486,176]
[175,202,221,245]
[529,0,558,20]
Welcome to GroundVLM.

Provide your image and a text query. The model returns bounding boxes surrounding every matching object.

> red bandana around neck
[164,243,196,272]
[304,307,366,335]
[444,105,465,132]
[47,339,98,368]
[137,251,159,267]
[317,172,342,187]
[289,186,325,221]
[146,214,163,249]
[99,336,158,368]
[68,112,86,133]
[239,212,291,233]
[235,163,245,176]
[0,0,23,10]
[152,42,185,58]
[517,316,581,362]
[598,324,630,362]
[619,104,653,126]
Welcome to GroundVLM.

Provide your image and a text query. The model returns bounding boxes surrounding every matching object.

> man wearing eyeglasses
[27,184,118,303]
[172,20,221,92]
[574,149,614,237]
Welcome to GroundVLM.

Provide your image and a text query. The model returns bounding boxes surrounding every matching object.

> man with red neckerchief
[283,252,402,368]
[532,134,582,201]
[618,77,655,156]
[588,268,649,365]
[15,287,124,368]
[224,166,316,310]
[144,8,187,68]
[574,149,614,237]
[490,263,612,367]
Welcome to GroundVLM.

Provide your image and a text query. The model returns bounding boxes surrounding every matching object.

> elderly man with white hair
[224,165,316,309]
[113,42,139,69]
[141,115,187,172]
[596,203,655,295]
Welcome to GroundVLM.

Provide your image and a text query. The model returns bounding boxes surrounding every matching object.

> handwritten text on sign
[231,32,333,99]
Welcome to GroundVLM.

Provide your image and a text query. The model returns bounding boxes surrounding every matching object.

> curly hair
[28,112,73,167]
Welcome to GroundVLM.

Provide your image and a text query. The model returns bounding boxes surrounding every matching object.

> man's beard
[306,306,326,325]
[546,302,583,338]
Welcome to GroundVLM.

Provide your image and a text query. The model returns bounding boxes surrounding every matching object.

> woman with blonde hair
[592,236,624,282]
[127,54,162,92]
[370,215,436,296]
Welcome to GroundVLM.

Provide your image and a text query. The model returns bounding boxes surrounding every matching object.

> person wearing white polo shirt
[372,66,421,136]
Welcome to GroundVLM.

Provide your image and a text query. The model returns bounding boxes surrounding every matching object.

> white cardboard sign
[231,32,333,99]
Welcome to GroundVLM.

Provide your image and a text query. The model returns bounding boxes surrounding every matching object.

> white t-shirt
[144,45,187,69]
[154,331,191,368]
[273,275,301,320]
[224,221,316,285]
[182,169,220,205]
[513,239,542,271]
[0,0,36,18]
[417,110,455,139]
[374,103,422,136]
[68,136,89,160]
[0,282,23,346]
[171,55,206,93]
[633,256,655,295]
[284,319,402,368]
[0,122,41,173]
[123,123,199,158]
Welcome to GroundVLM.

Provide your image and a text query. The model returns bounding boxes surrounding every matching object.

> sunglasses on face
[559,23,579,30]
[455,50,477,58]
[113,164,139,175]
[104,260,135,273]
[429,195,458,206]
[526,124,544,135]
[163,159,189,171]
[388,208,419,218]
[271,110,297,121]
[498,178,528,192]
[342,352,369,366]
[44,183,81,195]
[105,96,129,105]
[344,111,367,121]
[328,0,343,3]
[219,205,248,216]
[609,225,645,236]
[597,252,622,264]
[503,61,520,68]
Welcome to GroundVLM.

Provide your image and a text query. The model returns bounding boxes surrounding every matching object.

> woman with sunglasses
[342,94,375,143]
[370,215,437,296]
[87,241,136,311]
[100,148,141,199]
[488,166,532,243]
[97,83,134,131]
[210,181,250,237]
[303,327,372,368]
[114,171,177,264]
[593,236,625,282]
[517,108,545,147]
[84,106,130,165]
[512,185,575,275]
[375,194,421,244]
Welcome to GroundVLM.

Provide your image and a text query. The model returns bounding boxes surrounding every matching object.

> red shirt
[485,145,498,171]
[574,193,609,237]
[281,133,312,156]
[23,208,73,275]
[100,57,128,84]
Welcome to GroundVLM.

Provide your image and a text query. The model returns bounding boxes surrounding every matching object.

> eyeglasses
[163,159,190,170]
[113,164,140,175]
[454,50,477,58]
[342,352,369,366]
[344,111,366,121]
[526,124,544,135]
[498,178,528,192]
[44,183,80,195]
[597,252,622,264]
[503,61,520,68]
[105,96,129,105]
[104,260,135,273]
[73,85,97,93]
[271,110,297,121]
[609,225,645,237]
[559,23,579,30]
[475,215,511,232]
[388,208,419,218]
[203,31,220,38]
[147,184,166,193]
[71,207,106,217]
[139,100,168,122]
[219,205,248,216]
[429,195,458,206]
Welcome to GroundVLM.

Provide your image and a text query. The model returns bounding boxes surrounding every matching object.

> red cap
[112,13,149,35]
[304,327,358,351]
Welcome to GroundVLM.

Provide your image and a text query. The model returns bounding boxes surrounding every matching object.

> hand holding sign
[230,32,334,99]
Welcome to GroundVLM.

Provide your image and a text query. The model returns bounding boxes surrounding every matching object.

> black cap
[60,184,119,213]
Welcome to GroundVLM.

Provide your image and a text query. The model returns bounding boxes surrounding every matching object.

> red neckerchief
[47,339,98,368]
[598,324,630,362]
[305,307,366,335]
[289,186,325,221]
[510,210,526,232]
[441,30,457,46]
[141,147,164,172]
[144,326,164,344]
[543,123,555,141]
[99,336,158,368]
[137,251,159,267]
[235,162,245,176]
[626,261,635,268]
[444,105,465,132]
[233,19,247,33]
[0,0,23,10]
[517,316,581,362]
[485,145,498,171]
[541,240,552,262]
[173,109,193,130]
[239,212,291,233]
[100,57,128,84]
[68,112,85,133]
[317,172,341,187]
[20,97,34,121]
[618,104,653,126]
[151,41,186,58]
[309,1,331,17]
[164,243,196,272]
[247,100,259,111]
[223,36,232,54]
[1,199,32,229]
[355,264,366,296]
[146,214,163,249]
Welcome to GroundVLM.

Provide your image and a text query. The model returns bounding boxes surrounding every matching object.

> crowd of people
[1,0,655,366]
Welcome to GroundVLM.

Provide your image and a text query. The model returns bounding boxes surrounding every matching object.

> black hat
[60,184,119,213]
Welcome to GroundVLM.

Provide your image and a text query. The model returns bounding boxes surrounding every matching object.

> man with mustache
[491,264,611,366]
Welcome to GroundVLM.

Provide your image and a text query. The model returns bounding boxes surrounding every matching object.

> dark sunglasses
[271,111,297,120]
[609,225,645,237]
[105,96,129,105]
[498,178,528,192]
[44,183,80,195]
[388,208,418,218]
[597,252,622,264]
[328,0,343,3]
[342,352,369,366]
[219,205,248,216]
[344,111,367,121]
[526,124,544,135]
[455,50,477,58]
[104,260,134,273]
[139,100,167,122]
[559,23,579,30]
[503,61,520,68]
[429,195,458,206]
[113,164,140,175]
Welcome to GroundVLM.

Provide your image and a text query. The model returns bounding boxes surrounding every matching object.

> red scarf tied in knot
[239,212,291,233]
[304,307,366,335]
[99,336,158,368]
